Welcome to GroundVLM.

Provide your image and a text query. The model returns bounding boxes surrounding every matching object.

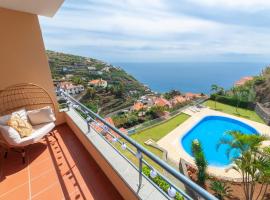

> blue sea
[115,62,267,94]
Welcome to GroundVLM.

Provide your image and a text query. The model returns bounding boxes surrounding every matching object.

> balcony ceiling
[0,0,65,17]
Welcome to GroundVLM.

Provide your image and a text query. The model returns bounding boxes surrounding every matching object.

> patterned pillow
[7,115,33,138]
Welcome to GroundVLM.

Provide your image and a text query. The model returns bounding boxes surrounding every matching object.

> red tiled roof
[171,95,188,105]
[132,102,145,111]
[90,117,120,142]
[119,127,128,135]
[185,93,201,99]
[89,79,107,85]
[104,117,115,127]
[235,76,254,86]
[154,97,172,108]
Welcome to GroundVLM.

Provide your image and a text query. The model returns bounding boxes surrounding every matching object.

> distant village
[54,68,208,131]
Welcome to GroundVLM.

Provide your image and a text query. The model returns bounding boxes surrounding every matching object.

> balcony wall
[65,109,169,200]
[0,7,64,124]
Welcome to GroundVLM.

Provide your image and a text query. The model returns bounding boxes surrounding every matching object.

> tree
[191,139,208,187]
[211,84,222,109]
[255,147,270,200]
[231,87,241,113]
[85,87,96,99]
[147,106,165,118]
[164,89,181,100]
[210,181,232,200]
[71,76,83,85]
[217,131,269,200]
[84,102,98,113]
[113,83,125,98]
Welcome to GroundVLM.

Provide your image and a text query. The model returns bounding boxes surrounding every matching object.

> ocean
[115,62,267,94]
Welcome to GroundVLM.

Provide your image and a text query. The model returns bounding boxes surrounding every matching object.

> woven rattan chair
[0,83,56,163]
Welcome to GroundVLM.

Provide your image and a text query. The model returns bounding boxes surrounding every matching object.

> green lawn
[131,113,190,151]
[203,100,265,124]
[115,113,190,172]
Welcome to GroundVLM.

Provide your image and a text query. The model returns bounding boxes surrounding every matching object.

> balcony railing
[61,92,217,200]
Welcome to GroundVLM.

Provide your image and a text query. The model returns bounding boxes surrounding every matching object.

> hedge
[142,166,184,200]
[210,94,255,109]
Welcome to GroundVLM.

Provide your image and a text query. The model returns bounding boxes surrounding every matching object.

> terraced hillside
[47,50,149,115]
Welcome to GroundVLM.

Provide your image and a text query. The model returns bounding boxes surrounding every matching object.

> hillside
[47,50,149,115]
[255,67,270,107]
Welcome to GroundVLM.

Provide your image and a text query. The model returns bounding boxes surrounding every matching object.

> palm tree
[255,147,270,200]
[232,87,241,113]
[211,84,219,109]
[191,139,208,187]
[217,131,269,200]
[211,85,225,109]
[210,181,232,200]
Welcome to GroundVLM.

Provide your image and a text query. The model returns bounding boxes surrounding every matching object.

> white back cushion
[0,109,27,125]
[0,114,11,125]
[27,107,56,125]
[13,109,28,121]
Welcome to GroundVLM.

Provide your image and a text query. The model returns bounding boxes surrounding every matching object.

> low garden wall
[255,103,270,125]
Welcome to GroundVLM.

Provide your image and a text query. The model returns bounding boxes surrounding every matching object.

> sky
[40,0,270,62]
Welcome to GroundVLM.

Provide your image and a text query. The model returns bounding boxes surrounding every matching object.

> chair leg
[49,132,58,141]
[4,150,8,159]
[21,149,26,164]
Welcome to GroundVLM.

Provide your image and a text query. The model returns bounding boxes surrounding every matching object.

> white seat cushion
[0,122,55,147]
[20,122,55,146]
[0,125,22,146]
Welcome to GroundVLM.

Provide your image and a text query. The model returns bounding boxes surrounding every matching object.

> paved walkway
[157,108,270,181]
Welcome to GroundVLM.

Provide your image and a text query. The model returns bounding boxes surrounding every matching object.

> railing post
[136,149,143,189]
[86,116,92,133]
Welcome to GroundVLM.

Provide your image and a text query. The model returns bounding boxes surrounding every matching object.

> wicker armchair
[0,83,56,163]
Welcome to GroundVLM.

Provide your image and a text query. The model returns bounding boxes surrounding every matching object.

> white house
[88,79,108,88]
[60,82,84,95]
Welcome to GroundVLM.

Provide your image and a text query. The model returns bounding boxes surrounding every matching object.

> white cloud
[40,0,270,61]
[188,0,270,11]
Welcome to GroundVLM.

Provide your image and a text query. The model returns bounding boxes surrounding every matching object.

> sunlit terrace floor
[0,124,123,200]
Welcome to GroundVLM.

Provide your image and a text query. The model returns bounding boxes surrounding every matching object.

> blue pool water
[181,116,258,167]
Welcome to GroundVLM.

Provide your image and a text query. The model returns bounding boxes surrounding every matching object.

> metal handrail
[62,92,218,200]
[86,115,192,199]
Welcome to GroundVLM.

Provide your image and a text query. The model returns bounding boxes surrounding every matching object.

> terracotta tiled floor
[0,124,124,200]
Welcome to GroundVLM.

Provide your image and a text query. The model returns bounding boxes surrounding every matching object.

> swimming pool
[181,116,258,167]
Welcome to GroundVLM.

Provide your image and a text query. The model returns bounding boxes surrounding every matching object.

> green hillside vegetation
[255,67,270,105]
[47,50,148,115]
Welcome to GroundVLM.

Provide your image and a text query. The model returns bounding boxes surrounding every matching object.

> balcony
[0,4,217,200]
[0,124,123,200]
[0,92,217,200]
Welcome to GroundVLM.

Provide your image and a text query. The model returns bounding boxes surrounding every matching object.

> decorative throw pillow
[27,106,56,125]
[7,115,33,138]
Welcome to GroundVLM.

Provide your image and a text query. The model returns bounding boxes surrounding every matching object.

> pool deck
[157,107,270,181]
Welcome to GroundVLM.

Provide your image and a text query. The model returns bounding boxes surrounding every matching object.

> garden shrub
[210,94,254,109]
[142,166,184,200]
